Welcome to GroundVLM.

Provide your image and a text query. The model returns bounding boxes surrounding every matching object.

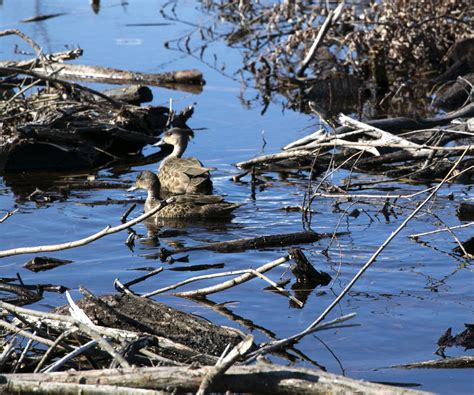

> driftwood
[0,30,199,171]
[237,106,473,182]
[395,356,474,369]
[53,293,245,361]
[0,29,204,89]
[20,63,205,88]
[0,364,430,394]
[145,231,332,257]
[99,85,153,105]
[0,197,175,259]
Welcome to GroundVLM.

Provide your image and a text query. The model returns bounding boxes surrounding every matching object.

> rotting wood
[0,364,430,394]
[146,231,335,257]
[99,85,153,105]
[0,61,205,87]
[53,293,245,360]
[394,356,474,369]
[0,30,200,171]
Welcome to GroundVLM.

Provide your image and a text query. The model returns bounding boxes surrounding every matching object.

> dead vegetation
[0,29,201,172]
[168,0,472,116]
[0,2,473,394]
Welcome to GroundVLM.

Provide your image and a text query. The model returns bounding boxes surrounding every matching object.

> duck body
[156,128,213,195]
[131,171,240,219]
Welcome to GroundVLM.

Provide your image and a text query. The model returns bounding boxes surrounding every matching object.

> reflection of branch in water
[411,264,464,293]
[411,238,466,265]
[192,297,326,370]
[160,5,238,83]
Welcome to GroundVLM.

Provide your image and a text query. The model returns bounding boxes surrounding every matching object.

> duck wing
[174,194,225,205]
[159,157,214,195]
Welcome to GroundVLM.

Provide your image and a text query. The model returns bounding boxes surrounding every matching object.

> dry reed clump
[201,0,472,84]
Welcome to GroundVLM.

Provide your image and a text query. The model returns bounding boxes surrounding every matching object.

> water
[1,1,473,393]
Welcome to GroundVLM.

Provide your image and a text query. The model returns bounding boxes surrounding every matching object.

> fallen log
[99,85,153,105]
[25,63,205,87]
[0,67,194,171]
[395,356,474,369]
[0,364,430,394]
[147,231,339,257]
[52,293,245,361]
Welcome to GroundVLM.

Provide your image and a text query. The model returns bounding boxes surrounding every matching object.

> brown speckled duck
[129,171,240,219]
[154,128,213,195]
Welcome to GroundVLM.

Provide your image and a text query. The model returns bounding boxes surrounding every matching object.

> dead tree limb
[0,364,430,394]
[170,255,291,298]
[246,147,470,360]
[165,231,329,255]
[0,197,175,259]
[7,63,205,87]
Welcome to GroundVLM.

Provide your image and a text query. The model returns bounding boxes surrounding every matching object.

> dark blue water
[1,2,473,393]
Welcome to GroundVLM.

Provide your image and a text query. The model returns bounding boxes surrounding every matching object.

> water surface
[0,2,473,393]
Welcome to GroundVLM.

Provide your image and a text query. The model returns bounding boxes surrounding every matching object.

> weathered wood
[100,85,153,105]
[27,63,205,87]
[395,356,474,369]
[433,73,474,110]
[0,365,430,394]
[148,231,330,256]
[0,380,164,395]
[53,293,244,361]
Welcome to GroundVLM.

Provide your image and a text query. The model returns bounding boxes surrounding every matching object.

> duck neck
[170,138,188,159]
[145,184,161,210]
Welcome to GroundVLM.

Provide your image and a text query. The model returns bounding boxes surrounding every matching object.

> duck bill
[153,139,165,147]
[127,186,138,192]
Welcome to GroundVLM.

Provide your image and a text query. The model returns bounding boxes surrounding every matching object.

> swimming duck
[129,171,240,219]
[154,128,213,195]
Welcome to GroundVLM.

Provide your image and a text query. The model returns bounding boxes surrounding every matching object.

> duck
[154,128,213,195]
[129,170,240,219]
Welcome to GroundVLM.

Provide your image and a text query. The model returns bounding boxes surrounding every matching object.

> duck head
[154,128,194,158]
[128,170,160,194]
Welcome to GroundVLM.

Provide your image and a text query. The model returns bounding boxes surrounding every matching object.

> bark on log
[0,364,430,395]
[100,85,153,105]
[148,231,334,256]
[26,63,205,87]
[52,293,244,362]
[395,356,474,369]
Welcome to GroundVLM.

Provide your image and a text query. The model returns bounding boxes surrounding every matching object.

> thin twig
[172,256,291,298]
[0,209,19,224]
[409,221,474,238]
[304,146,471,331]
[246,146,470,361]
